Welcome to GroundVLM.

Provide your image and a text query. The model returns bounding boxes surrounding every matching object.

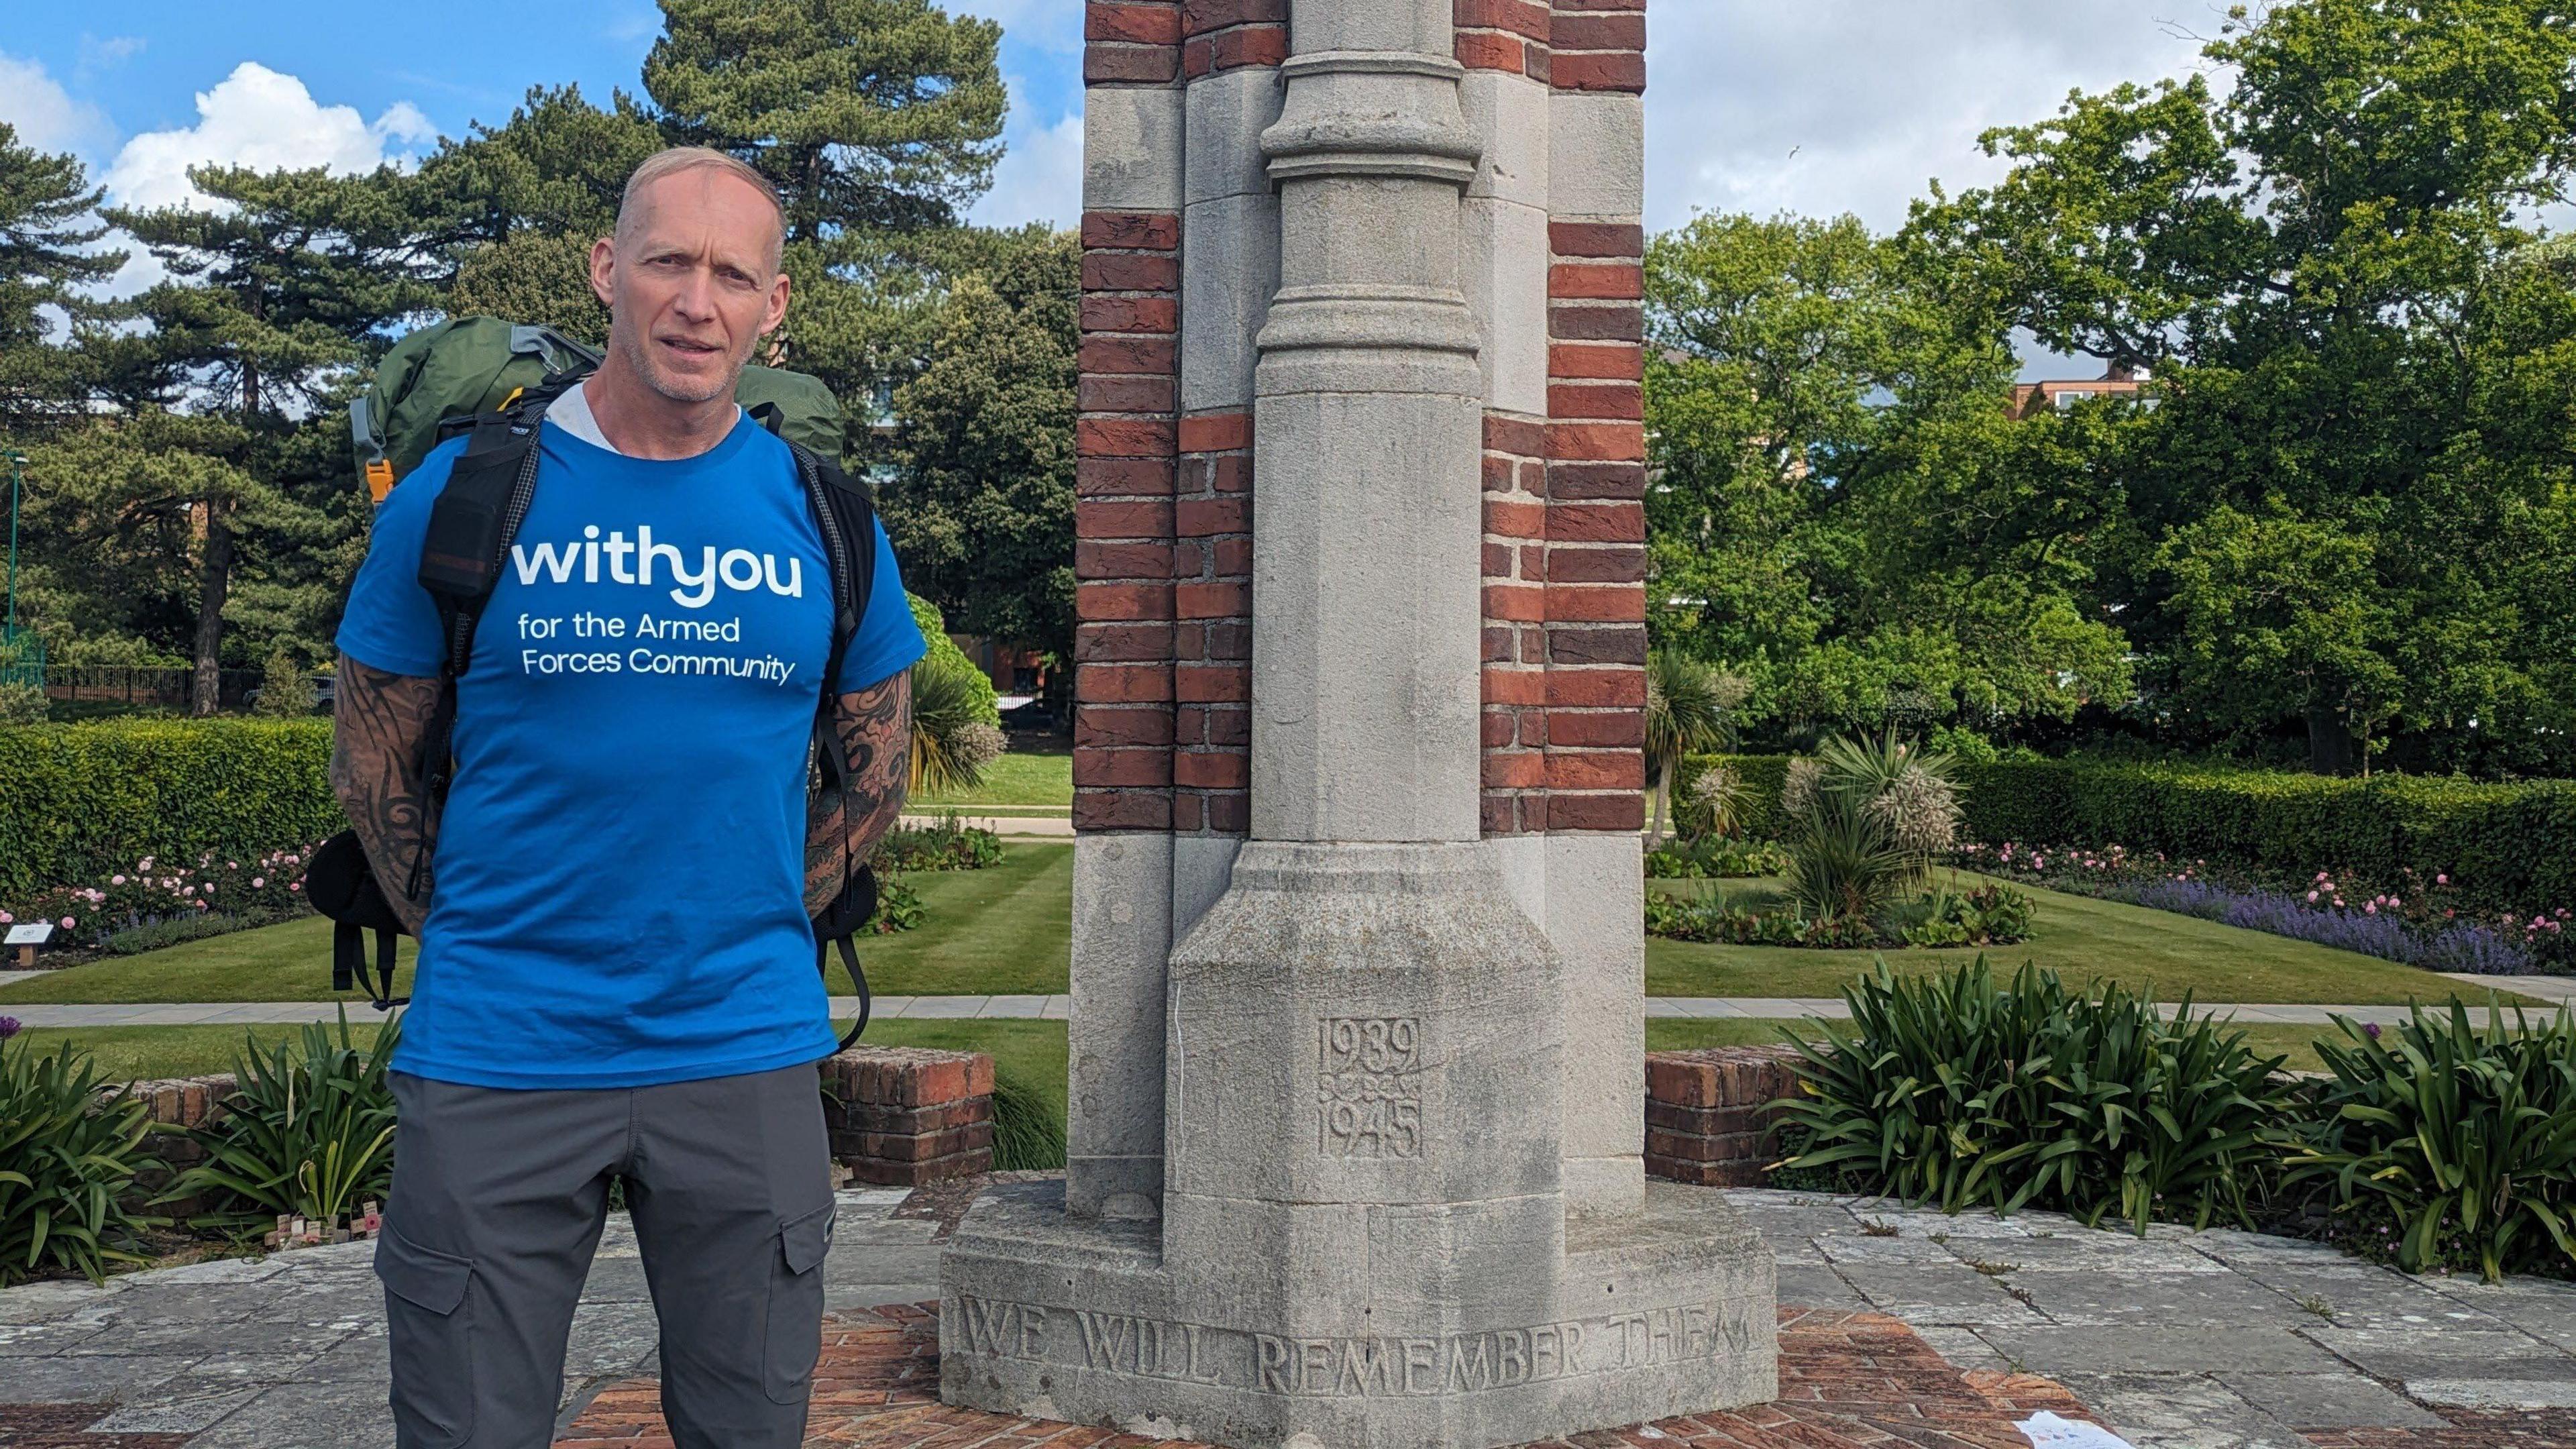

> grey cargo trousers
[375,1063,835,1449]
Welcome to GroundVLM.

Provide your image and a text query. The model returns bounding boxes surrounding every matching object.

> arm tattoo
[806,670,912,916]
[329,653,443,936]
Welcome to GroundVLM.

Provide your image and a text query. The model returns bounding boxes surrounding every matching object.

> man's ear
[588,236,617,309]
[761,270,792,337]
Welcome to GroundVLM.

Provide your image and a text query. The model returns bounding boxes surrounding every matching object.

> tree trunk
[1648,768,1671,849]
[2305,704,2355,775]
[191,500,233,716]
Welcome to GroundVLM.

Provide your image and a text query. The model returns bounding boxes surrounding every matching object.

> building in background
[2010,360,2146,419]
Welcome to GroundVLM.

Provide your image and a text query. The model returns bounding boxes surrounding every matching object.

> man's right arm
[329,653,444,936]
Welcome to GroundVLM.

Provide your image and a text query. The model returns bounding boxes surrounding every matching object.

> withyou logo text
[511,525,804,608]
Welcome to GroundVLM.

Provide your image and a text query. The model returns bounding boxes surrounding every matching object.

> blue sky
[1,1,1089,229]
[1,2,2212,376]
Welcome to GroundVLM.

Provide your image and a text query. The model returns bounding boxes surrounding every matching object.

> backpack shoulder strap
[780,434,884,1052]
[395,380,571,901]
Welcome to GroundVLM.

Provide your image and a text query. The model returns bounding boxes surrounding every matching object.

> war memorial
[934,2,1782,1444]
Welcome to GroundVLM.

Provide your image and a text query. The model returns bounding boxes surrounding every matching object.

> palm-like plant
[1644,651,1740,847]
[908,654,1006,796]
[1781,729,1963,924]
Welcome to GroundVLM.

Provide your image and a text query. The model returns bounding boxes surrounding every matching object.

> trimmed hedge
[1684,753,2576,916]
[0,720,340,901]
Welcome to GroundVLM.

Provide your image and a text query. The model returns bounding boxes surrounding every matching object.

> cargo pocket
[375,1227,476,1448]
[762,1202,835,1405]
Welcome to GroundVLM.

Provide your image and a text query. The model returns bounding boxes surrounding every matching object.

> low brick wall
[1644,1045,1805,1187]
[123,1073,235,1218]
[822,1046,995,1185]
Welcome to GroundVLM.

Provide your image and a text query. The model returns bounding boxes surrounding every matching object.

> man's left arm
[806,670,912,915]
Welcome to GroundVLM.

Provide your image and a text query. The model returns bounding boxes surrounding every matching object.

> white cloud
[1646,2,2214,233]
[971,86,1082,232]
[102,61,431,213]
[93,62,433,295]
[0,52,114,158]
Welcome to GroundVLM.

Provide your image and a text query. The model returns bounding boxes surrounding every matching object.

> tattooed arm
[805,671,912,916]
[330,654,444,936]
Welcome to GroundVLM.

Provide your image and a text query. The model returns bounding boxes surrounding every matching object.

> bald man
[331,148,924,1448]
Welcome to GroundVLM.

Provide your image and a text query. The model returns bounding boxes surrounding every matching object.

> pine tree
[407,85,668,341]
[102,166,433,710]
[645,0,1006,242]
[0,123,125,433]
[644,0,1010,447]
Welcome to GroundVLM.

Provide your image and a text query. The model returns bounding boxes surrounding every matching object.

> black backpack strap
[331,921,408,1014]
[402,380,572,900]
[788,438,883,1048]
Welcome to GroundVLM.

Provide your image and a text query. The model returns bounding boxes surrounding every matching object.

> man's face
[590,169,790,405]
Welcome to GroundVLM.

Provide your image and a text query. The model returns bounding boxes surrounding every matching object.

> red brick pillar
[1644,1046,1805,1187]
[822,1046,996,1186]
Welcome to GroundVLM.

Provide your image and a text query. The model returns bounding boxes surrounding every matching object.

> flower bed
[1645,881,2035,951]
[1958,841,2563,974]
[2,846,319,961]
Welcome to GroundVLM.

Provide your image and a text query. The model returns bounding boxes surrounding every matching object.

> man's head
[590,148,790,405]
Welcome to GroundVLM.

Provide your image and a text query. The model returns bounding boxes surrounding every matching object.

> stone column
[945,3,1775,1445]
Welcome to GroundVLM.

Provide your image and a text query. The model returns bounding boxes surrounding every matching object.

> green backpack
[350,316,845,496]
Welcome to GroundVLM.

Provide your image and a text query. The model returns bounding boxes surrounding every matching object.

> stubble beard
[612,319,745,406]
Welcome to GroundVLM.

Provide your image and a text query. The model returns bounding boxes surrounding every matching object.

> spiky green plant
[909,653,1004,796]
[168,1009,399,1236]
[1774,959,2292,1234]
[0,1035,160,1284]
[989,1067,1067,1171]
[1780,729,1964,923]
[2284,998,2576,1283]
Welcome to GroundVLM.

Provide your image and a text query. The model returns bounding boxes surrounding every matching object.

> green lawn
[1645,873,2542,1008]
[4,847,2534,1013]
[11,1019,1070,1106]
[914,749,1071,815]
[0,844,1075,1005]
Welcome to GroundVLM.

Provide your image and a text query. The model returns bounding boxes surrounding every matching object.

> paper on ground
[2017,1411,2135,1449]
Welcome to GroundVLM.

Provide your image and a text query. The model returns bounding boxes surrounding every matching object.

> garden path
[2,994,2563,1028]
[3,1185,2570,1448]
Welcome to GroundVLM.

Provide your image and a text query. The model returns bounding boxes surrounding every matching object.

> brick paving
[0,1403,191,1448]
[9,1183,2576,1447]
[554,1303,2109,1449]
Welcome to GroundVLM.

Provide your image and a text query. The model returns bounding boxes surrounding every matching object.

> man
[333,147,924,1448]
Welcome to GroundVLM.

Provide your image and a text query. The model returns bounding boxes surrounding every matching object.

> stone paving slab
[2,994,2557,1028]
[7,1183,2576,1447]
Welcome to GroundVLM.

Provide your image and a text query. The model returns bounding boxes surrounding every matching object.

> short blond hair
[616,146,788,270]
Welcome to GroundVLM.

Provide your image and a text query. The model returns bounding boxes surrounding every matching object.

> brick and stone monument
[938,2,1778,1445]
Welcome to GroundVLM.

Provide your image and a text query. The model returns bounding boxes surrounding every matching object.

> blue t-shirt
[337,413,926,1089]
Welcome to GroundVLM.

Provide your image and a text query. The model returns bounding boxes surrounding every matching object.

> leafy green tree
[882,229,1075,661]
[1645,212,2133,746]
[0,123,124,433]
[1902,0,2576,771]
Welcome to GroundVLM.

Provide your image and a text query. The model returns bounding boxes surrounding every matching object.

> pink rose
[252,877,264,889]
[111,875,125,885]
[2437,873,2449,885]
[59,916,74,929]
[2308,891,2319,903]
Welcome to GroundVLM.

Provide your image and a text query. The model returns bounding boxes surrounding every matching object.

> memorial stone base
[940,845,1778,1449]
[942,1180,1776,1449]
